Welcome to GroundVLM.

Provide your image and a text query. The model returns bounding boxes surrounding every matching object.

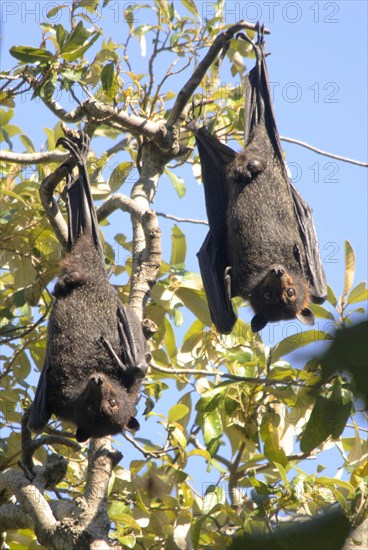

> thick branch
[129,142,163,317]
[0,470,56,535]
[343,519,368,549]
[83,99,170,146]
[39,161,71,250]
[167,21,270,126]
[0,150,67,164]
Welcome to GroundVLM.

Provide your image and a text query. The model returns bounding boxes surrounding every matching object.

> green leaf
[309,303,335,320]
[109,505,141,532]
[108,162,133,192]
[271,330,333,363]
[180,0,200,18]
[348,281,368,304]
[343,241,355,297]
[78,0,99,12]
[0,189,29,206]
[321,321,368,404]
[164,317,176,358]
[44,128,55,150]
[330,384,353,439]
[173,306,184,327]
[47,5,68,18]
[170,225,186,267]
[263,423,288,467]
[176,286,211,325]
[61,21,91,53]
[56,24,67,48]
[316,477,355,494]
[101,62,115,92]
[327,284,338,306]
[59,22,100,60]
[0,108,14,126]
[331,400,352,439]
[196,396,223,455]
[168,404,190,423]
[300,396,335,452]
[10,46,53,63]
[167,170,186,198]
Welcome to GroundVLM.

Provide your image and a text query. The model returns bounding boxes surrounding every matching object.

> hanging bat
[28,130,150,442]
[196,32,327,333]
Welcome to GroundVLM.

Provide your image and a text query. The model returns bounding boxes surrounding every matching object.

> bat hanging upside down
[196,30,327,333]
[28,130,150,442]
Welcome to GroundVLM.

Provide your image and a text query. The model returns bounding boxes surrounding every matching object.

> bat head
[249,265,315,332]
[74,373,139,442]
[228,152,266,184]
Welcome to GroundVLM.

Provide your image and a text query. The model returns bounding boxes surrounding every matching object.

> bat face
[249,265,314,332]
[74,373,138,442]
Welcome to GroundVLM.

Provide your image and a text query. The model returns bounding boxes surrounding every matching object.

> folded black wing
[117,304,149,378]
[195,127,237,333]
[27,358,52,433]
[290,185,327,303]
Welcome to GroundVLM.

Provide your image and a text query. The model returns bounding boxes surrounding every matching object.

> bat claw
[224,266,232,302]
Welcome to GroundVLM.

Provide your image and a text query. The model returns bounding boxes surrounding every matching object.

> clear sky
[1,1,367,487]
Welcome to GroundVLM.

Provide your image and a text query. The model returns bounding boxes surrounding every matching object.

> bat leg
[99,336,127,371]
[224,266,233,302]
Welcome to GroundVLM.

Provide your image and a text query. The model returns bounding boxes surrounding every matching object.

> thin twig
[157,212,208,225]
[280,136,368,167]
[122,431,177,458]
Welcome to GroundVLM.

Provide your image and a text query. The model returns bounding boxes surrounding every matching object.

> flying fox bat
[28,131,150,442]
[196,33,327,333]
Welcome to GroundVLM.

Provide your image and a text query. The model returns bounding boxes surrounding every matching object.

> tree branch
[167,21,270,127]
[157,212,208,225]
[280,136,368,167]
[0,150,67,164]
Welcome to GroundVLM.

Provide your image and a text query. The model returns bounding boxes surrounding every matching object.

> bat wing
[290,184,327,303]
[195,127,237,333]
[198,233,237,333]
[117,304,149,378]
[27,361,52,433]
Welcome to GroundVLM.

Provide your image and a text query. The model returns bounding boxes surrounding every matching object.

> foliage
[0,1,367,548]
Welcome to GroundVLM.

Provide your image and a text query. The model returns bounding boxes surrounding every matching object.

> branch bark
[167,21,270,127]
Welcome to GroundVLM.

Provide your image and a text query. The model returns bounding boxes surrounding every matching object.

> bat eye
[263,291,272,301]
[108,398,117,408]
[286,288,295,297]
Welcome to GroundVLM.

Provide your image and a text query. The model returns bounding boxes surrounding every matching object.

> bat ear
[296,308,315,326]
[126,417,140,433]
[76,428,90,442]
[251,314,268,333]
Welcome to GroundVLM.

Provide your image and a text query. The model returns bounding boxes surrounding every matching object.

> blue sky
[1,1,367,489]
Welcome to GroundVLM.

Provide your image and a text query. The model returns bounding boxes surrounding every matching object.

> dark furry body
[226,128,304,296]
[45,235,141,426]
[28,132,148,441]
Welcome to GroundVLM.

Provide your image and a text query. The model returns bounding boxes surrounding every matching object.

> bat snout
[91,374,105,386]
[270,267,284,278]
